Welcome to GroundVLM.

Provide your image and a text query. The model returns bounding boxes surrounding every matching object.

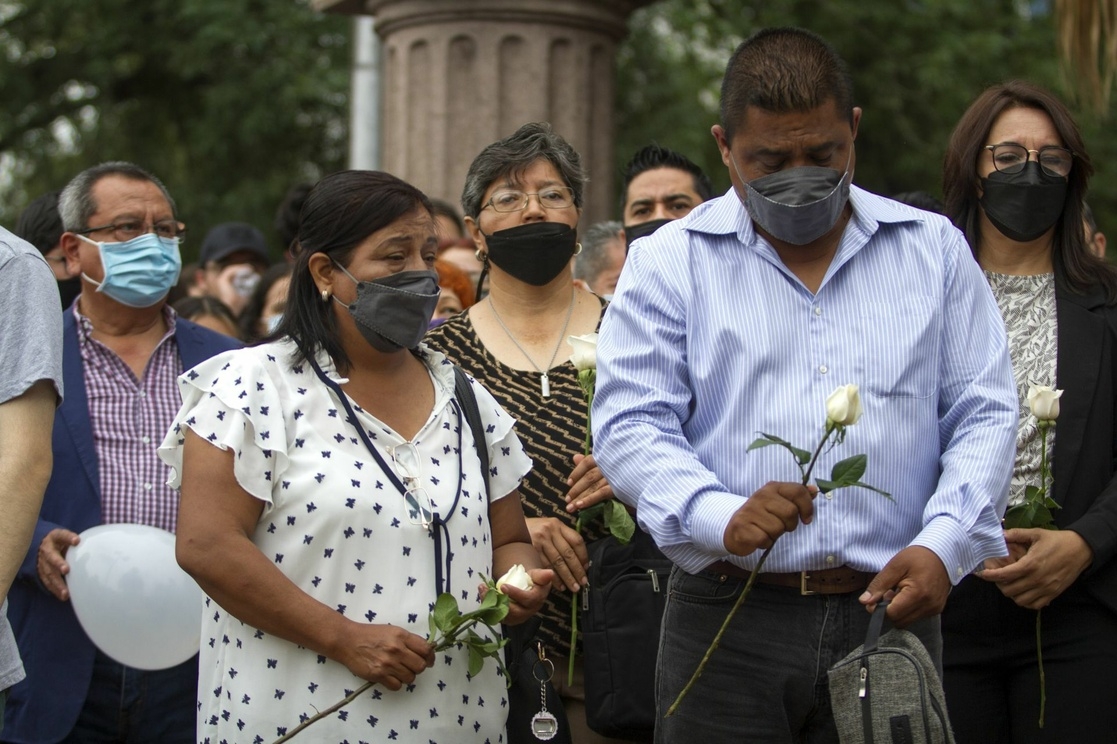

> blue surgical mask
[77,233,182,307]
[265,313,284,335]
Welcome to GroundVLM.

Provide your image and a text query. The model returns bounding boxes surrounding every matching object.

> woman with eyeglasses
[159,170,552,743]
[940,81,1117,742]
[425,122,633,743]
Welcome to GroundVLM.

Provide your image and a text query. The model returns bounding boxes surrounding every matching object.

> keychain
[530,642,559,741]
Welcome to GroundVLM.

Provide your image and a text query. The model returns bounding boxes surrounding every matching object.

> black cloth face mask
[333,264,440,353]
[481,222,578,286]
[980,161,1068,243]
[624,218,673,253]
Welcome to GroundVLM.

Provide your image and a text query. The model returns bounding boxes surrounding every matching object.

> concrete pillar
[313,0,655,227]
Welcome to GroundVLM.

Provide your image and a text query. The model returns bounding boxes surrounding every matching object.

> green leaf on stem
[468,645,485,677]
[433,593,459,632]
[815,478,838,494]
[829,454,867,485]
[604,501,636,544]
[849,482,894,501]
[475,604,510,626]
[428,611,439,643]
[747,433,811,465]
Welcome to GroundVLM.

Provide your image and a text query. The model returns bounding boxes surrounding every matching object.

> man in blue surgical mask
[2,162,241,744]
[593,28,1018,742]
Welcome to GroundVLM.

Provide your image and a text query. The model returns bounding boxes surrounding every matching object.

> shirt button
[819,365,829,374]
[825,555,836,565]
[138,391,147,398]
[143,483,153,491]
[825,491,834,500]
[813,306,822,316]
[956,566,964,577]
[141,436,151,444]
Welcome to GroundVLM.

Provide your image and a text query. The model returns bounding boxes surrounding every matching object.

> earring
[475,249,488,262]
[573,242,583,256]
[320,289,330,302]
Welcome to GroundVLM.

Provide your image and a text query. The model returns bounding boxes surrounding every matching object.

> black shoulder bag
[453,368,571,744]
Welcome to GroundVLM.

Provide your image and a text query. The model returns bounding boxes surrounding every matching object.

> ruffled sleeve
[465,372,532,502]
[159,346,290,505]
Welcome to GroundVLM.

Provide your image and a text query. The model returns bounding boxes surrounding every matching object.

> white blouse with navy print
[159,338,531,744]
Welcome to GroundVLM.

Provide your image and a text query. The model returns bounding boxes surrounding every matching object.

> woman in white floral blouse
[161,170,551,744]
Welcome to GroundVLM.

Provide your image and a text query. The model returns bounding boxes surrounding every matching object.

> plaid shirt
[75,304,183,532]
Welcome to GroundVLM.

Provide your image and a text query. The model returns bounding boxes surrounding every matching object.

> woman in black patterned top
[425,123,629,744]
[940,81,1117,743]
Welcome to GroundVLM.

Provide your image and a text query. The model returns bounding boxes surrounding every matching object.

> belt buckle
[800,571,815,596]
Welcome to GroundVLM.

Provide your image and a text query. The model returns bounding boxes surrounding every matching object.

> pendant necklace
[488,287,575,397]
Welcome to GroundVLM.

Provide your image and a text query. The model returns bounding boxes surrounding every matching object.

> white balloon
[66,523,202,671]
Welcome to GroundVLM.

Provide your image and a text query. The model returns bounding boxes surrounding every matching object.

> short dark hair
[1083,200,1099,235]
[14,191,64,255]
[172,295,239,336]
[278,170,434,373]
[58,161,176,232]
[942,80,1116,301]
[430,199,465,237]
[720,27,854,143]
[574,220,623,285]
[461,122,587,219]
[620,144,713,211]
[274,182,313,256]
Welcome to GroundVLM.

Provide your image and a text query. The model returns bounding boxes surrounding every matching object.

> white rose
[495,564,534,593]
[1027,385,1063,422]
[568,333,599,372]
[825,384,863,427]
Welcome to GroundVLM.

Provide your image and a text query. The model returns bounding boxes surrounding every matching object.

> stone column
[313,0,654,228]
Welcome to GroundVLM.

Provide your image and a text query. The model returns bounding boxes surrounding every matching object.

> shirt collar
[73,300,177,342]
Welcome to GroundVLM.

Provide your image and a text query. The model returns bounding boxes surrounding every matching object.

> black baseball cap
[199,222,270,266]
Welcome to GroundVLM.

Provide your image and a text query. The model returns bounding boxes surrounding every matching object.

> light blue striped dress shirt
[594,186,1017,583]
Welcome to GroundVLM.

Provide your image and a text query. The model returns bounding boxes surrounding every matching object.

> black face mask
[980,161,1068,243]
[481,222,578,286]
[57,276,82,309]
[624,218,673,253]
[333,265,440,353]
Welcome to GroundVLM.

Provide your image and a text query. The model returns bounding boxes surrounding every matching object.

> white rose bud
[825,384,863,427]
[495,564,534,593]
[568,333,599,372]
[1027,385,1063,422]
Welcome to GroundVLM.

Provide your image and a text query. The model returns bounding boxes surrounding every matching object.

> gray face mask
[333,263,440,353]
[733,155,852,245]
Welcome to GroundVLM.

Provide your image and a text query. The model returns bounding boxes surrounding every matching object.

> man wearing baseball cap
[193,222,271,316]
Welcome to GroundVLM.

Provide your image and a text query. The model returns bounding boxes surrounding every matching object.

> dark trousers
[654,566,941,744]
[61,650,196,744]
[943,575,1117,744]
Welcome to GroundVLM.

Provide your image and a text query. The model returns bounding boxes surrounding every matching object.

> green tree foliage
[0,0,349,260]
[616,0,1117,240]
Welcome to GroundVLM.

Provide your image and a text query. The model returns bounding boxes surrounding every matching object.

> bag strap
[453,366,490,499]
[863,599,889,653]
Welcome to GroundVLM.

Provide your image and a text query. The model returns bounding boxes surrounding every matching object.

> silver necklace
[488,288,575,397]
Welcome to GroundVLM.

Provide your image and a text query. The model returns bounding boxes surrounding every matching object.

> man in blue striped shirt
[594,27,1017,742]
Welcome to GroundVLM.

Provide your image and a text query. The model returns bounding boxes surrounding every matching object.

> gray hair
[460,122,587,219]
[574,220,623,284]
[59,161,176,231]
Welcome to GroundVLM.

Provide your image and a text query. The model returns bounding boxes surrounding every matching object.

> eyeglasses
[482,186,576,213]
[984,144,1074,178]
[391,442,433,530]
[75,219,186,242]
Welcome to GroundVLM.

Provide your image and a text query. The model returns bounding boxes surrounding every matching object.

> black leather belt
[707,560,875,595]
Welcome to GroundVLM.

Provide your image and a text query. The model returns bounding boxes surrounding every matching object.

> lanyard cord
[306,354,463,595]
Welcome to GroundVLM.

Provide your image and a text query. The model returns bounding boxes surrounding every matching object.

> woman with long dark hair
[941,80,1117,742]
[160,170,551,742]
